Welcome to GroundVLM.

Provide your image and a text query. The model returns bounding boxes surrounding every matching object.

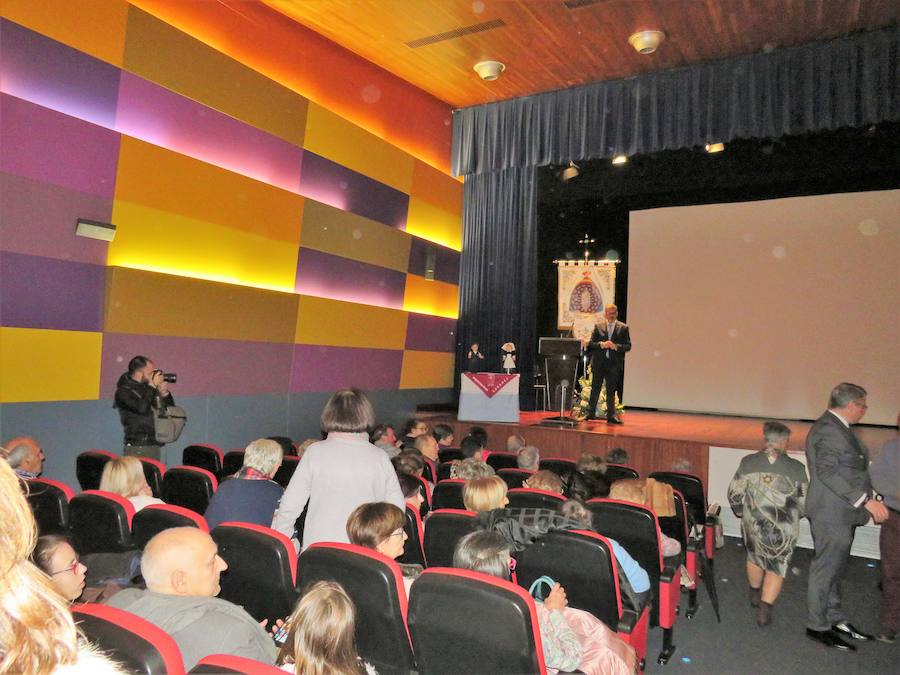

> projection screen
[627,189,899,425]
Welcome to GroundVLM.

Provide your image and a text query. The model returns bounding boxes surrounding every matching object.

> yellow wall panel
[108,201,299,293]
[123,7,309,147]
[295,296,408,349]
[0,328,101,402]
[403,275,459,319]
[115,138,303,243]
[405,196,462,251]
[399,351,455,390]
[300,200,410,272]
[105,267,298,343]
[1,0,128,66]
[410,159,463,215]
[304,103,415,194]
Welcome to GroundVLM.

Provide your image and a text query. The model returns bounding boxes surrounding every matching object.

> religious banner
[557,260,617,331]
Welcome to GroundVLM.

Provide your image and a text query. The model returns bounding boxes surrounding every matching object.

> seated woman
[565,470,610,500]
[99,456,163,511]
[453,458,495,481]
[204,438,284,530]
[463,476,509,513]
[396,472,425,512]
[346,502,422,591]
[453,530,635,675]
[276,580,375,674]
[523,470,564,494]
[31,534,86,603]
[609,480,681,557]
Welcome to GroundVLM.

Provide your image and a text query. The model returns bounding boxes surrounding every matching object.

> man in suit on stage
[805,382,889,651]
[585,304,631,424]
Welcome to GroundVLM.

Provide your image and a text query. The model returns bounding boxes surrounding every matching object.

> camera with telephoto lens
[152,369,178,384]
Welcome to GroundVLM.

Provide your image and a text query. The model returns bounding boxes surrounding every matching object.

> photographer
[114,355,175,461]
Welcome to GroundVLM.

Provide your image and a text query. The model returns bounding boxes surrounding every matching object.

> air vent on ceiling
[405,18,506,49]
[563,0,607,9]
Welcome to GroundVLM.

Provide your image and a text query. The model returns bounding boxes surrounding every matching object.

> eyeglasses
[852,401,868,409]
[50,559,81,576]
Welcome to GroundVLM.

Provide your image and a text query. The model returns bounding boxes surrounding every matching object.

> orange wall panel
[295,295,408,350]
[399,350,455,390]
[403,275,459,319]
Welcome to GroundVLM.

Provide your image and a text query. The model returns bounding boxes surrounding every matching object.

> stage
[427,408,895,558]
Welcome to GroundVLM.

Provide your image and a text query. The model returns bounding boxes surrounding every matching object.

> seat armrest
[661,564,677,583]
[617,609,639,634]
[658,564,681,628]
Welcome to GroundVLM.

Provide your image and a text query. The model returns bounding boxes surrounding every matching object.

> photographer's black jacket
[114,372,175,446]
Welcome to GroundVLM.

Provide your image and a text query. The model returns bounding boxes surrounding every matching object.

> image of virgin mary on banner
[557,260,617,333]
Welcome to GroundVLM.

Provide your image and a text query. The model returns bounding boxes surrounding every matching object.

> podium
[538,338,583,423]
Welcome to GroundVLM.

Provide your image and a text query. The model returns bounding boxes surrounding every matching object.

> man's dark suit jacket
[805,411,872,526]
[588,320,632,367]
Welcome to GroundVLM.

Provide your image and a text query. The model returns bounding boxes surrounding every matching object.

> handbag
[528,575,557,601]
[153,403,187,444]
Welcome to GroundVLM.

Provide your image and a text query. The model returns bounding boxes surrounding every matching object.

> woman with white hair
[204,438,284,530]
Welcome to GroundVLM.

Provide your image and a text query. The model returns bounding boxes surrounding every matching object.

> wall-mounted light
[75,218,116,241]
[561,161,580,181]
[611,154,628,166]
[705,142,725,153]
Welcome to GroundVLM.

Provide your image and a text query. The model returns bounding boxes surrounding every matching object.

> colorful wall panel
[295,297,408,351]
[399,351,456,390]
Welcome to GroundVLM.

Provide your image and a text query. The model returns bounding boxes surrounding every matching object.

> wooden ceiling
[262,0,899,108]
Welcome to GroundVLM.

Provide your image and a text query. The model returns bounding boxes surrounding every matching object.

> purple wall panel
[404,313,457,353]
[0,173,112,264]
[299,152,409,229]
[100,333,294,398]
[0,95,120,198]
[295,248,406,309]
[290,345,402,392]
[0,252,105,331]
[115,73,303,193]
[0,20,121,128]
[407,237,461,285]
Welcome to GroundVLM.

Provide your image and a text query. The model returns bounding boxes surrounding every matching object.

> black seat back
[496,468,533,490]
[68,490,134,554]
[436,461,453,481]
[162,466,217,514]
[649,471,707,528]
[266,435,297,456]
[408,568,545,675]
[27,478,73,534]
[399,505,427,566]
[421,458,436,484]
[506,487,566,511]
[516,529,622,630]
[431,479,466,510]
[438,447,463,463]
[182,444,223,477]
[221,450,245,477]
[656,490,690,563]
[297,543,415,675]
[132,504,208,549]
[539,457,577,479]
[75,450,116,490]
[211,523,299,625]
[139,457,166,498]
[272,455,299,488]
[607,463,640,482]
[422,509,478,568]
[486,452,519,470]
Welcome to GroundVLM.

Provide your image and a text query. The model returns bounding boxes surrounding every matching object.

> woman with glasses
[32,535,87,603]
[346,502,421,591]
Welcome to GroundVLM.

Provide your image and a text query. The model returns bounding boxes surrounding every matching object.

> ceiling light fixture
[627,30,666,55]
[611,154,628,166]
[75,218,116,241]
[705,142,725,153]
[473,60,506,81]
[561,161,580,181]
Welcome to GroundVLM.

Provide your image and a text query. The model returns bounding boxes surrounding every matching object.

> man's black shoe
[607,417,624,425]
[584,415,599,421]
[832,621,873,641]
[806,628,856,651]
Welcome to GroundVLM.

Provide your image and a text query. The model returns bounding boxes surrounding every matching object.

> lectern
[538,338,582,424]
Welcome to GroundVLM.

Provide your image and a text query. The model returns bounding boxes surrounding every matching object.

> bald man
[1,436,45,479]
[107,528,275,669]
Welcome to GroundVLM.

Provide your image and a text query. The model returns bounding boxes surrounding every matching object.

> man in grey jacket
[805,383,889,651]
[107,528,276,669]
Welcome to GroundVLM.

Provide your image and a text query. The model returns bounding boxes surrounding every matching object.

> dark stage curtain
[452,25,899,175]
[457,166,538,404]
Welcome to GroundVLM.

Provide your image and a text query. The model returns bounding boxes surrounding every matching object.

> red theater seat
[438,447,464,463]
[162,466,217,514]
[182,444,224,477]
[73,603,185,675]
[431,478,467,510]
[422,509,478,568]
[497,467,535,490]
[132,503,209,548]
[272,455,299,488]
[189,654,283,674]
[75,449,118,491]
[485,451,519,470]
[27,478,74,535]
[297,543,415,675]
[436,460,454,481]
[68,490,135,554]
[221,450,245,478]
[408,568,546,675]
[421,457,437,484]
[399,504,426,567]
[507,487,567,510]
[607,463,640,481]
[649,471,717,561]
[139,457,166,498]
[539,456,577,477]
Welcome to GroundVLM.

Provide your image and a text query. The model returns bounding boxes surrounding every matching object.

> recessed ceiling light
[611,154,628,166]
[705,142,725,153]
[473,60,506,81]
[628,30,666,55]
[75,218,116,241]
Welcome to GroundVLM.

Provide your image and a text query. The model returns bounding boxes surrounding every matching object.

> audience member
[99,456,164,511]
[449,435,487,478]
[463,476,509,513]
[728,421,808,626]
[273,389,404,550]
[467,426,489,448]
[432,424,455,447]
[296,438,318,458]
[266,436,296,458]
[346,502,421,589]
[32,534,87,603]
[606,448,629,465]
[204,438,284,530]
[370,424,400,458]
[506,434,526,452]
[524,470,564,494]
[516,445,540,471]
[0,459,125,673]
[392,451,425,479]
[107,527,275,668]
[275,580,375,674]
[560,499,651,604]
[609,480,681,556]
[565,470,610,501]
[397,472,426,512]
[414,433,440,463]
[671,457,694,473]
[871,411,899,644]
[453,530,636,675]
[1,435,45,479]
[576,453,607,474]
[453,458,496,481]
[400,418,429,448]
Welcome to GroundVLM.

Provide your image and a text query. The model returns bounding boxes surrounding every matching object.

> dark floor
[641,538,896,674]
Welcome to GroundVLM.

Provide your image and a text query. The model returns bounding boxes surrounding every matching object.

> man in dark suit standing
[805,382,889,650]
[585,304,631,424]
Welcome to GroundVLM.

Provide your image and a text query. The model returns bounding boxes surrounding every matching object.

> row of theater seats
[428,450,640,483]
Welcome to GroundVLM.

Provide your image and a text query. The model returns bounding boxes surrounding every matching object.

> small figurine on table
[466,343,485,372]
[500,342,516,373]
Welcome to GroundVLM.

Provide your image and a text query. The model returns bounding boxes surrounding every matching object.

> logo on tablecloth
[463,373,517,398]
